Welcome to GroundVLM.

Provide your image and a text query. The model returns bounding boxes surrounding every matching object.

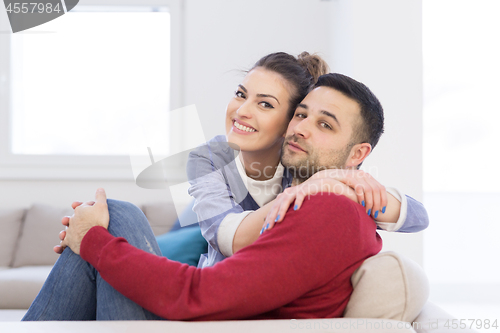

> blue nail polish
[382,206,386,214]
[294,204,298,210]
[362,201,365,207]
[260,227,265,235]
[266,223,270,230]
[374,211,379,219]
[275,215,280,222]
[367,209,371,216]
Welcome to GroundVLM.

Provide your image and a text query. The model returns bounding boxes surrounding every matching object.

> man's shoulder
[297,194,375,232]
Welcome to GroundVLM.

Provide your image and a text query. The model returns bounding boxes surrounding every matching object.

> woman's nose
[236,101,253,119]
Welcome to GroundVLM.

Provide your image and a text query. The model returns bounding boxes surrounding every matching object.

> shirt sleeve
[186,141,248,254]
[80,194,382,321]
[375,187,429,232]
[217,211,253,257]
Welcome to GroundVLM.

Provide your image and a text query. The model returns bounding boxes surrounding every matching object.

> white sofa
[0,203,477,332]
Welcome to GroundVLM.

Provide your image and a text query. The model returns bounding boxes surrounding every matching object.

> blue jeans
[22,199,165,321]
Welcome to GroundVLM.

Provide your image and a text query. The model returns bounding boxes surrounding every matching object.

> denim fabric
[22,199,165,321]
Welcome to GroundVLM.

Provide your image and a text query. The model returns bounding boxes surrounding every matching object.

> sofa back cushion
[344,251,429,322]
[141,201,190,236]
[0,209,26,267]
[12,204,73,267]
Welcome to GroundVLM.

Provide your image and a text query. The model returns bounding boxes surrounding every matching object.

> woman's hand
[261,178,357,233]
[310,169,388,218]
[261,169,388,233]
[57,188,109,255]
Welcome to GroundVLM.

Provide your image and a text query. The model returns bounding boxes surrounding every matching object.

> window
[0,0,182,179]
[423,0,500,316]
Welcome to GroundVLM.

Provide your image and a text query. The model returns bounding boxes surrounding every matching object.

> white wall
[182,0,333,140]
[329,0,424,265]
[0,0,424,263]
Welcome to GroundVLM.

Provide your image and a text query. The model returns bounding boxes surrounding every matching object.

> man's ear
[346,143,372,168]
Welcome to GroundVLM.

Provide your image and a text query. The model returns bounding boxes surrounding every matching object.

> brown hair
[250,52,329,119]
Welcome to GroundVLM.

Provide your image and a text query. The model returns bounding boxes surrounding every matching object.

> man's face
[281,86,361,183]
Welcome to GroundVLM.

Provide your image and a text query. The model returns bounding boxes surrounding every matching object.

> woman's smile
[232,119,257,134]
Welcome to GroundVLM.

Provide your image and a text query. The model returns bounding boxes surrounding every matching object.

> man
[23,73,424,321]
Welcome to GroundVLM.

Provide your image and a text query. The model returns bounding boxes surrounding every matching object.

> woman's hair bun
[297,52,330,84]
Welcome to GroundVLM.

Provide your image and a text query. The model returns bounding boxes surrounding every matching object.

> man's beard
[281,135,353,184]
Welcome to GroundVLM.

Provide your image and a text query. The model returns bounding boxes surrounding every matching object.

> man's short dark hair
[314,73,384,151]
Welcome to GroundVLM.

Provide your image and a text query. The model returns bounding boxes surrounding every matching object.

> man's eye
[320,122,332,130]
[259,102,274,109]
[235,91,245,98]
[295,113,306,118]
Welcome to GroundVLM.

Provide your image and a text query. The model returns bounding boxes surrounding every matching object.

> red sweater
[81,194,382,321]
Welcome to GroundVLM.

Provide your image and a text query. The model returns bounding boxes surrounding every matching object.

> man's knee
[107,199,143,216]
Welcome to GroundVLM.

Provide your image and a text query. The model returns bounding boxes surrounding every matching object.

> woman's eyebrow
[238,84,280,104]
[256,94,280,105]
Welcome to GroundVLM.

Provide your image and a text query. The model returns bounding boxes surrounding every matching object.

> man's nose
[293,117,311,139]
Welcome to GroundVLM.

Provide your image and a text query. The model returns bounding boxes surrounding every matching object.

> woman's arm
[261,170,428,234]
[187,137,263,258]
[232,199,275,253]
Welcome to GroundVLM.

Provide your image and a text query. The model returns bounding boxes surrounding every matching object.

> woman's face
[225,67,292,155]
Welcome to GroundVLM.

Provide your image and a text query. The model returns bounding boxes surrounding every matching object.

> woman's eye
[235,91,245,98]
[295,113,306,119]
[259,102,274,109]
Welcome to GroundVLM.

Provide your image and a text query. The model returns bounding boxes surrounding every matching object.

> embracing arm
[376,190,429,233]
[188,146,272,256]
[262,170,429,233]
[187,139,248,255]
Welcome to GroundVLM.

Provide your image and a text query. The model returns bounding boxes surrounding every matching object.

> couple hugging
[23,52,428,321]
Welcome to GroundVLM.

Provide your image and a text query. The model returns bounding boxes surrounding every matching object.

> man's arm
[80,194,382,320]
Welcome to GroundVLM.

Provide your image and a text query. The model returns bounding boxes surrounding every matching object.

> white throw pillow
[344,251,429,322]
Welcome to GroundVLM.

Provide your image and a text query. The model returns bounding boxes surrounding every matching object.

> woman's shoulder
[187,135,240,177]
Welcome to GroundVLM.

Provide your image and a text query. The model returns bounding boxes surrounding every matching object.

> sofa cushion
[12,204,72,268]
[0,266,52,309]
[344,251,429,322]
[156,225,208,266]
[0,209,25,267]
[142,202,181,236]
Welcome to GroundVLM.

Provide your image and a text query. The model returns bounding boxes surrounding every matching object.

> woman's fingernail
[275,215,280,222]
[382,206,386,214]
[374,211,379,219]
[362,201,365,207]
[260,227,265,235]
[294,205,298,210]
[367,209,371,216]
[266,223,270,230]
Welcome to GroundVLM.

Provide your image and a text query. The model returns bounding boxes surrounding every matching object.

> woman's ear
[346,143,372,168]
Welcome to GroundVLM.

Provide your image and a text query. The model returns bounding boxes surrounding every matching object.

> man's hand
[60,188,109,255]
[53,200,97,254]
